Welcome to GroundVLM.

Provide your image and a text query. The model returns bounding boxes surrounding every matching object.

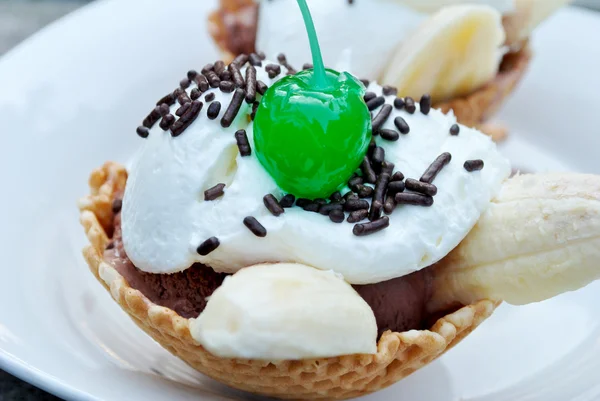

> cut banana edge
[381,5,505,103]
[429,173,600,313]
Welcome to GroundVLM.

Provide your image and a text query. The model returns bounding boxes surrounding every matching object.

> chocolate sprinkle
[257,51,266,60]
[391,171,405,182]
[232,53,249,67]
[372,104,393,132]
[369,200,383,221]
[207,101,221,120]
[187,70,198,80]
[257,80,268,95]
[204,183,226,201]
[382,85,398,96]
[219,81,235,93]
[360,79,370,87]
[205,70,221,88]
[249,53,263,67]
[395,193,434,207]
[214,60,226,76]
[303,63,313,70]
[329,209,345,223]
[205,92,216,102]
[344,199,370,212]
[276,53,297,74]
[177,92,191,106]
[263,194,284,216]
[303,202,320,213]
[387,181,405,194]
[234,129,251,156]
[420,94,431,115]
[245,65,257,103]
[143,106,161,128]
[382,161,395,176]
[380,129,399,141]
[195,74,209,92]
[372,146,385,167]
[221,88,245,128]
[171,100,203,137]
[156,93,175,107]
[394,116,410,134]
[190,88,201,101]
[157,103,170,116]
[250,101,260,120]
[319,203,344,216]
[383,195,396,215]
[296,198,311,208]
[229,63,245,88]
[112,199,122,214]
[220,70,232,81]
[136,126,149,138]
[348,176,364,191]
[450,124,460,135]
[405,97,416,114]
[205,71,221,88]
[180,78,191,89]
[464,159,484,172]
[366,96,385,111]
[243,216,267,237]
[353,216,389,236]
[356,185,374,198]
[347,209,369,223]
[265,63,281,79]
[197,237,220,256]
[364,92,376,102]
[393,97,405,110]
[361,157,377,184]
[330,192,343,203]
[373,173,390,204]
[420,152,452,184]
[176,103,191,117]
[159,114,175,130]
[280,194,296,208]
[201,63,214,74]
[405,178,437,196]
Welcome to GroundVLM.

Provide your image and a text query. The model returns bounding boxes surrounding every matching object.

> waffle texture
[79,162,499,400]
[436,45,532,130]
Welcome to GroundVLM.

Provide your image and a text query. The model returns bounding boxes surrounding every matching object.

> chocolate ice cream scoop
[354,268,433,336]
[106,212,227,319]
[106,195,436,333]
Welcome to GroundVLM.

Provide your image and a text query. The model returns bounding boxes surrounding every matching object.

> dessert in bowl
[79,2,600,399]
[209,0,570,133]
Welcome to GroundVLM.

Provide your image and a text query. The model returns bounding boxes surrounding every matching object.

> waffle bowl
[79,162,499,400]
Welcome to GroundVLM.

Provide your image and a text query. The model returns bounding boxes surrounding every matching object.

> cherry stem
[296,0,327,89]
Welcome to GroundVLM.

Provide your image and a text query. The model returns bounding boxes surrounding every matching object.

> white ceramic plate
[1,1,600,400]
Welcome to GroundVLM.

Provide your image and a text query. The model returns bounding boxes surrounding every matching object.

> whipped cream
[122,62,511,285]
[190,263,378,359]
[255,0,514,81]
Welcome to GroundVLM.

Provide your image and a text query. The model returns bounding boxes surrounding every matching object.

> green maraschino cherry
[253,0,372,200]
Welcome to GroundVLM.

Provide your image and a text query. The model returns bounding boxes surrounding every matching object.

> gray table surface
[0,0,598,400]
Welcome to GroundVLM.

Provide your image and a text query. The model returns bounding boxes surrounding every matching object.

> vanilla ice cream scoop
[121,60,511,285]
[190,263,378,359]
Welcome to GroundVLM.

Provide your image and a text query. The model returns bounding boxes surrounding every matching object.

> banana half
[382,5,505,103]
[429,173,600,312]
[382,0,572,102]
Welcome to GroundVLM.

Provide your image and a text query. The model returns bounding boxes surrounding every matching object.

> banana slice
[381,5,505,103]
[503,0,573,45]
[429,173,600,311]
